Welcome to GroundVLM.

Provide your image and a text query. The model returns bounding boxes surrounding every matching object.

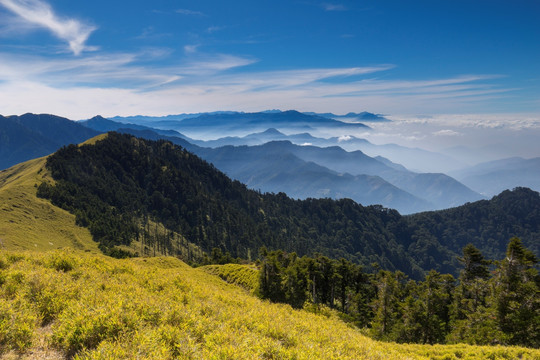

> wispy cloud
[0,0,96,55]
[176,8,205,16]
[183,44,199,54]
[322,3,347,11]
[0,44,521,120]
[0,50,256,89]
[206,25,226,34]
[135,26,172,40]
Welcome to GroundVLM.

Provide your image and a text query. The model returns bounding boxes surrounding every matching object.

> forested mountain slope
[403,187,540,272]
[34,133,540,278]
[37,132,420,276]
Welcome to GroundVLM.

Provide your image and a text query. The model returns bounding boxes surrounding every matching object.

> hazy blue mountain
[450,157,540,196]
[177,110,370,131]
[346,141,466,173]
[116,128,429,213]
[193,143,430,213]
[117,125,481,213]
[0,113,100,170]
[373,156,409,171]
[80,115,190,139]
[188,130,481,210]
[0,115,58,169]
[109,110,370,139]
[13,113,99,145]
[190,127,464,173]
[246,141,483,210]
[190,128,321,148]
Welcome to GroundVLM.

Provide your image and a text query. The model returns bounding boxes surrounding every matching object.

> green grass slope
[1,250,538,360]
[0,157,98,252]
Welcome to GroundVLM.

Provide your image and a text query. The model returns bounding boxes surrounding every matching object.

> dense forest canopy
[257,238,540,348]
[38,133,540,278]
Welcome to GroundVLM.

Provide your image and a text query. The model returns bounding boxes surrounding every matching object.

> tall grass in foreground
[0,250,538,359]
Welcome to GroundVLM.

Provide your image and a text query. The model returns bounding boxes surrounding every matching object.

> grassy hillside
[1,250,538,360]
[0,157,98,252]
[200,263,259,292]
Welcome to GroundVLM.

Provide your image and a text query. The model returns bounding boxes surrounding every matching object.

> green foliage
[37,133,540,280]
[493,237,540,347]
[37,132,422,276]
[253,239,538,349]
[404,187,540,275]
[258,250,376,323]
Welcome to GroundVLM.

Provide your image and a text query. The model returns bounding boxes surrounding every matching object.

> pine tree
[371,271,405,339]
[493,237,540,347]
[447,243,498,345]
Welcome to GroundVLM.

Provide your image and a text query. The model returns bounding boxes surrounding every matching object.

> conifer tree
[447,243,498,345]
[494,237,540,347]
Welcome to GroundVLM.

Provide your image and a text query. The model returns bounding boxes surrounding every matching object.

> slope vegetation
[0,156,97,252]
[33,133,540,277]
[1,249,538,359]
[37,132,421,276]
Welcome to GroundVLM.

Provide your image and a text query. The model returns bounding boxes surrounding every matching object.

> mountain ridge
[25,132,540,278]
[0,113,100,170]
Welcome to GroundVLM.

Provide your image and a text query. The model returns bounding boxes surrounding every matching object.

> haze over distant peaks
[109,110,373,136]
[303,111,390,122]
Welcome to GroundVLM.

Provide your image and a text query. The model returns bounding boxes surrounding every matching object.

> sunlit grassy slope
[0,157,98,252]
[1,250,538,360]
[200,263,259,292]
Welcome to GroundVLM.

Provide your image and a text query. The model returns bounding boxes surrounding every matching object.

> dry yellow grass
[0,157,98,253]
[1,250,539,360]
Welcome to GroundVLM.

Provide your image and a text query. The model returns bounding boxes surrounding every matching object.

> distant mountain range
[0,113,100,170]
[190,140,482,213]
[109,109,388,126]
[2,111,537,214]
[176,128,465,173]
[450,157,540,196]
[109,110,371,139]
[96,119,481,213]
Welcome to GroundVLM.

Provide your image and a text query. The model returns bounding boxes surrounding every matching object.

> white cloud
[433,129,462,137]
[338,135,352,142]
[183,44,199,54]
[180,54,257,74]
[0,0,96,55]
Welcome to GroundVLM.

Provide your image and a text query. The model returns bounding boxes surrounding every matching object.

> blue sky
[0,0,539,119]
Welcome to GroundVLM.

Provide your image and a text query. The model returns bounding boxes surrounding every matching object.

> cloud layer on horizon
[0,46,517,120]
[0,0,536,129]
